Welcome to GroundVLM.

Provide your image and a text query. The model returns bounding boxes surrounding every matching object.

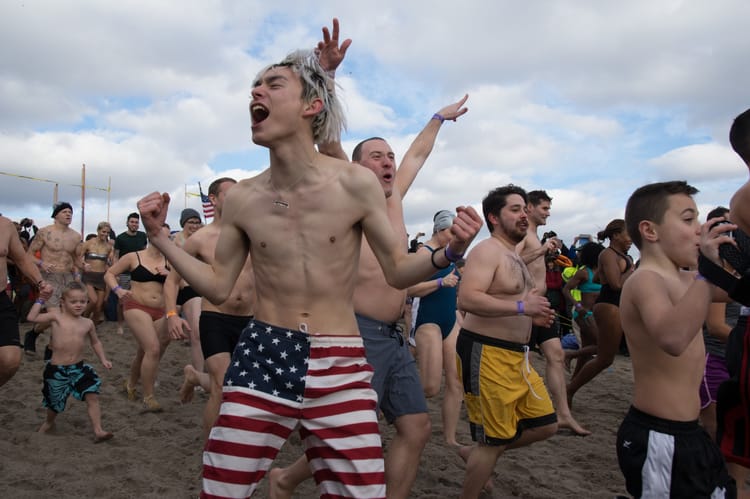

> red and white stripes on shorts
[201,320,385,498]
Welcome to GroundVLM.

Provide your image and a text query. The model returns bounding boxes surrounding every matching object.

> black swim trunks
[199,311,252,360]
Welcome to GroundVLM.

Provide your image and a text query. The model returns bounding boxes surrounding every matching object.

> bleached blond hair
[254,49,346,144]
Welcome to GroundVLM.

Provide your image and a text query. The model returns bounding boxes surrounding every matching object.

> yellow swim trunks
[456,328,557,445]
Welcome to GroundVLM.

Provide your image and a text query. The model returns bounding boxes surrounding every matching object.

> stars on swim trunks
[226,320,309,403]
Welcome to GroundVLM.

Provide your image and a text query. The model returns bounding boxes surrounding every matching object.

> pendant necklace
[270,169,309,209]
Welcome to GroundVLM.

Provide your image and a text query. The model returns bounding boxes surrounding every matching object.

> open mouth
[251,104,269,124]
[382,173,393,182]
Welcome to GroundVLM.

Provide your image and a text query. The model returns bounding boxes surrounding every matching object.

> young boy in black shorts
[618,180,735,497]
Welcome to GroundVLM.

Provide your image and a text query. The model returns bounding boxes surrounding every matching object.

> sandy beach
[0,319,632,498]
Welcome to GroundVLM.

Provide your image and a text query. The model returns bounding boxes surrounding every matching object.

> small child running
[27,281,113,443]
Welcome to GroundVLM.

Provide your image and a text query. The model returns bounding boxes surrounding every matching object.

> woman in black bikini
[104,224,172,412]
[567,219,633,403]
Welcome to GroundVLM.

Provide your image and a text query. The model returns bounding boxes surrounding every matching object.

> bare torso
[353,194,408,323]
[123,250,169,310]
[223,159,371,334]
[462,237,535,343]
[30,224,82,273]
[621,268,705,421]
[48,314,95,365]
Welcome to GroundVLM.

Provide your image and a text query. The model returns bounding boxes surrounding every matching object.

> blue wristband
[437,278,443,288]
[516,300,525,315]
[432,113,445,123]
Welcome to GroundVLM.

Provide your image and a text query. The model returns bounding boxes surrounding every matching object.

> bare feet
[558,413,591,436]
[179,365,201,403]
[268,467,294,499]
[38,421,55,433]
[456,445,494,493]
[94,431,114,443]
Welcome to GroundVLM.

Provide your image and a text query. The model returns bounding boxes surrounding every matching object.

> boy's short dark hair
[482,184,527,232]
[127,212,140,221]
[625,181,699,250]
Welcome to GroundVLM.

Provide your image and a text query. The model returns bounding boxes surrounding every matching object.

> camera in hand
[718,225,750,275]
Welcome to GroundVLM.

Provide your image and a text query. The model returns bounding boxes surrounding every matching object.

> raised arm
[396,95,469,198]
[626,270,712,356]
[137,191,247,304]
[315,17,351,161]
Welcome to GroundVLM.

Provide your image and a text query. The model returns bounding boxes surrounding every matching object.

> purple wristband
[432,113,445,123]
[437,277,443,288]
[444,246,463,263]
[516,300,525,315]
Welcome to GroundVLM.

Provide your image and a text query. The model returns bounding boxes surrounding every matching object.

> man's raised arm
[396,95,469,198]
[137,192,245,305]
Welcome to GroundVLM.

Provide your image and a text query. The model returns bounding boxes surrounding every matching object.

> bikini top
[578,267,602,294]
[85,252,109,262]
[130,252,168,284]
[611,248,633,274]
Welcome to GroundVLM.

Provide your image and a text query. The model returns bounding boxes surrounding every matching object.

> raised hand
[447,206,484,255]
[316,17,352,73]
[436,94,469,122]
[137,192,171,239]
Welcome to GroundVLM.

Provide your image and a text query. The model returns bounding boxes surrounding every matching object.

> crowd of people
[3,17,750,499]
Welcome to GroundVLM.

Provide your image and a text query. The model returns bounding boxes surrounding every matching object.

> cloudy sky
[1,0,748,249]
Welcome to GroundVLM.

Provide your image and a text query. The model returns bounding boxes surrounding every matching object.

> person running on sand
[104,224,173,412]
[27,281,113,443]
[137,38,481,498]
[517,189,589,435]
[456,185,558,499]
[268,19,470,499]
[24,202,83,355]
[567,219,633,403]
[78,221,114,324]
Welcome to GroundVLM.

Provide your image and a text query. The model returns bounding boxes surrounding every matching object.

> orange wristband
[166,310,178,318]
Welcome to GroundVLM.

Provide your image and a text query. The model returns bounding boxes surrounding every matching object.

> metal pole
[81,164,86,236]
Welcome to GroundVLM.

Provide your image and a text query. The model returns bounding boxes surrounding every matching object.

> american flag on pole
[199,182,214,220]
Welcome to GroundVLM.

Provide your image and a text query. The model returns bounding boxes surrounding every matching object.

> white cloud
[1,0,749,247]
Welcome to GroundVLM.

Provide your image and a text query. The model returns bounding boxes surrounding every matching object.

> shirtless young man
[516,190,589,435]
[137,44,482,498]
[24,202,83,355]
[0,216,49,386]
[163,177,256,441]
[617,181,735,498]
[266,21,470,499]
[456,185,557,499]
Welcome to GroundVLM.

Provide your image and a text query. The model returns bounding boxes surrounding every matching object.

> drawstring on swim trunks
[299,323,309,334]
[521,345,542,400]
